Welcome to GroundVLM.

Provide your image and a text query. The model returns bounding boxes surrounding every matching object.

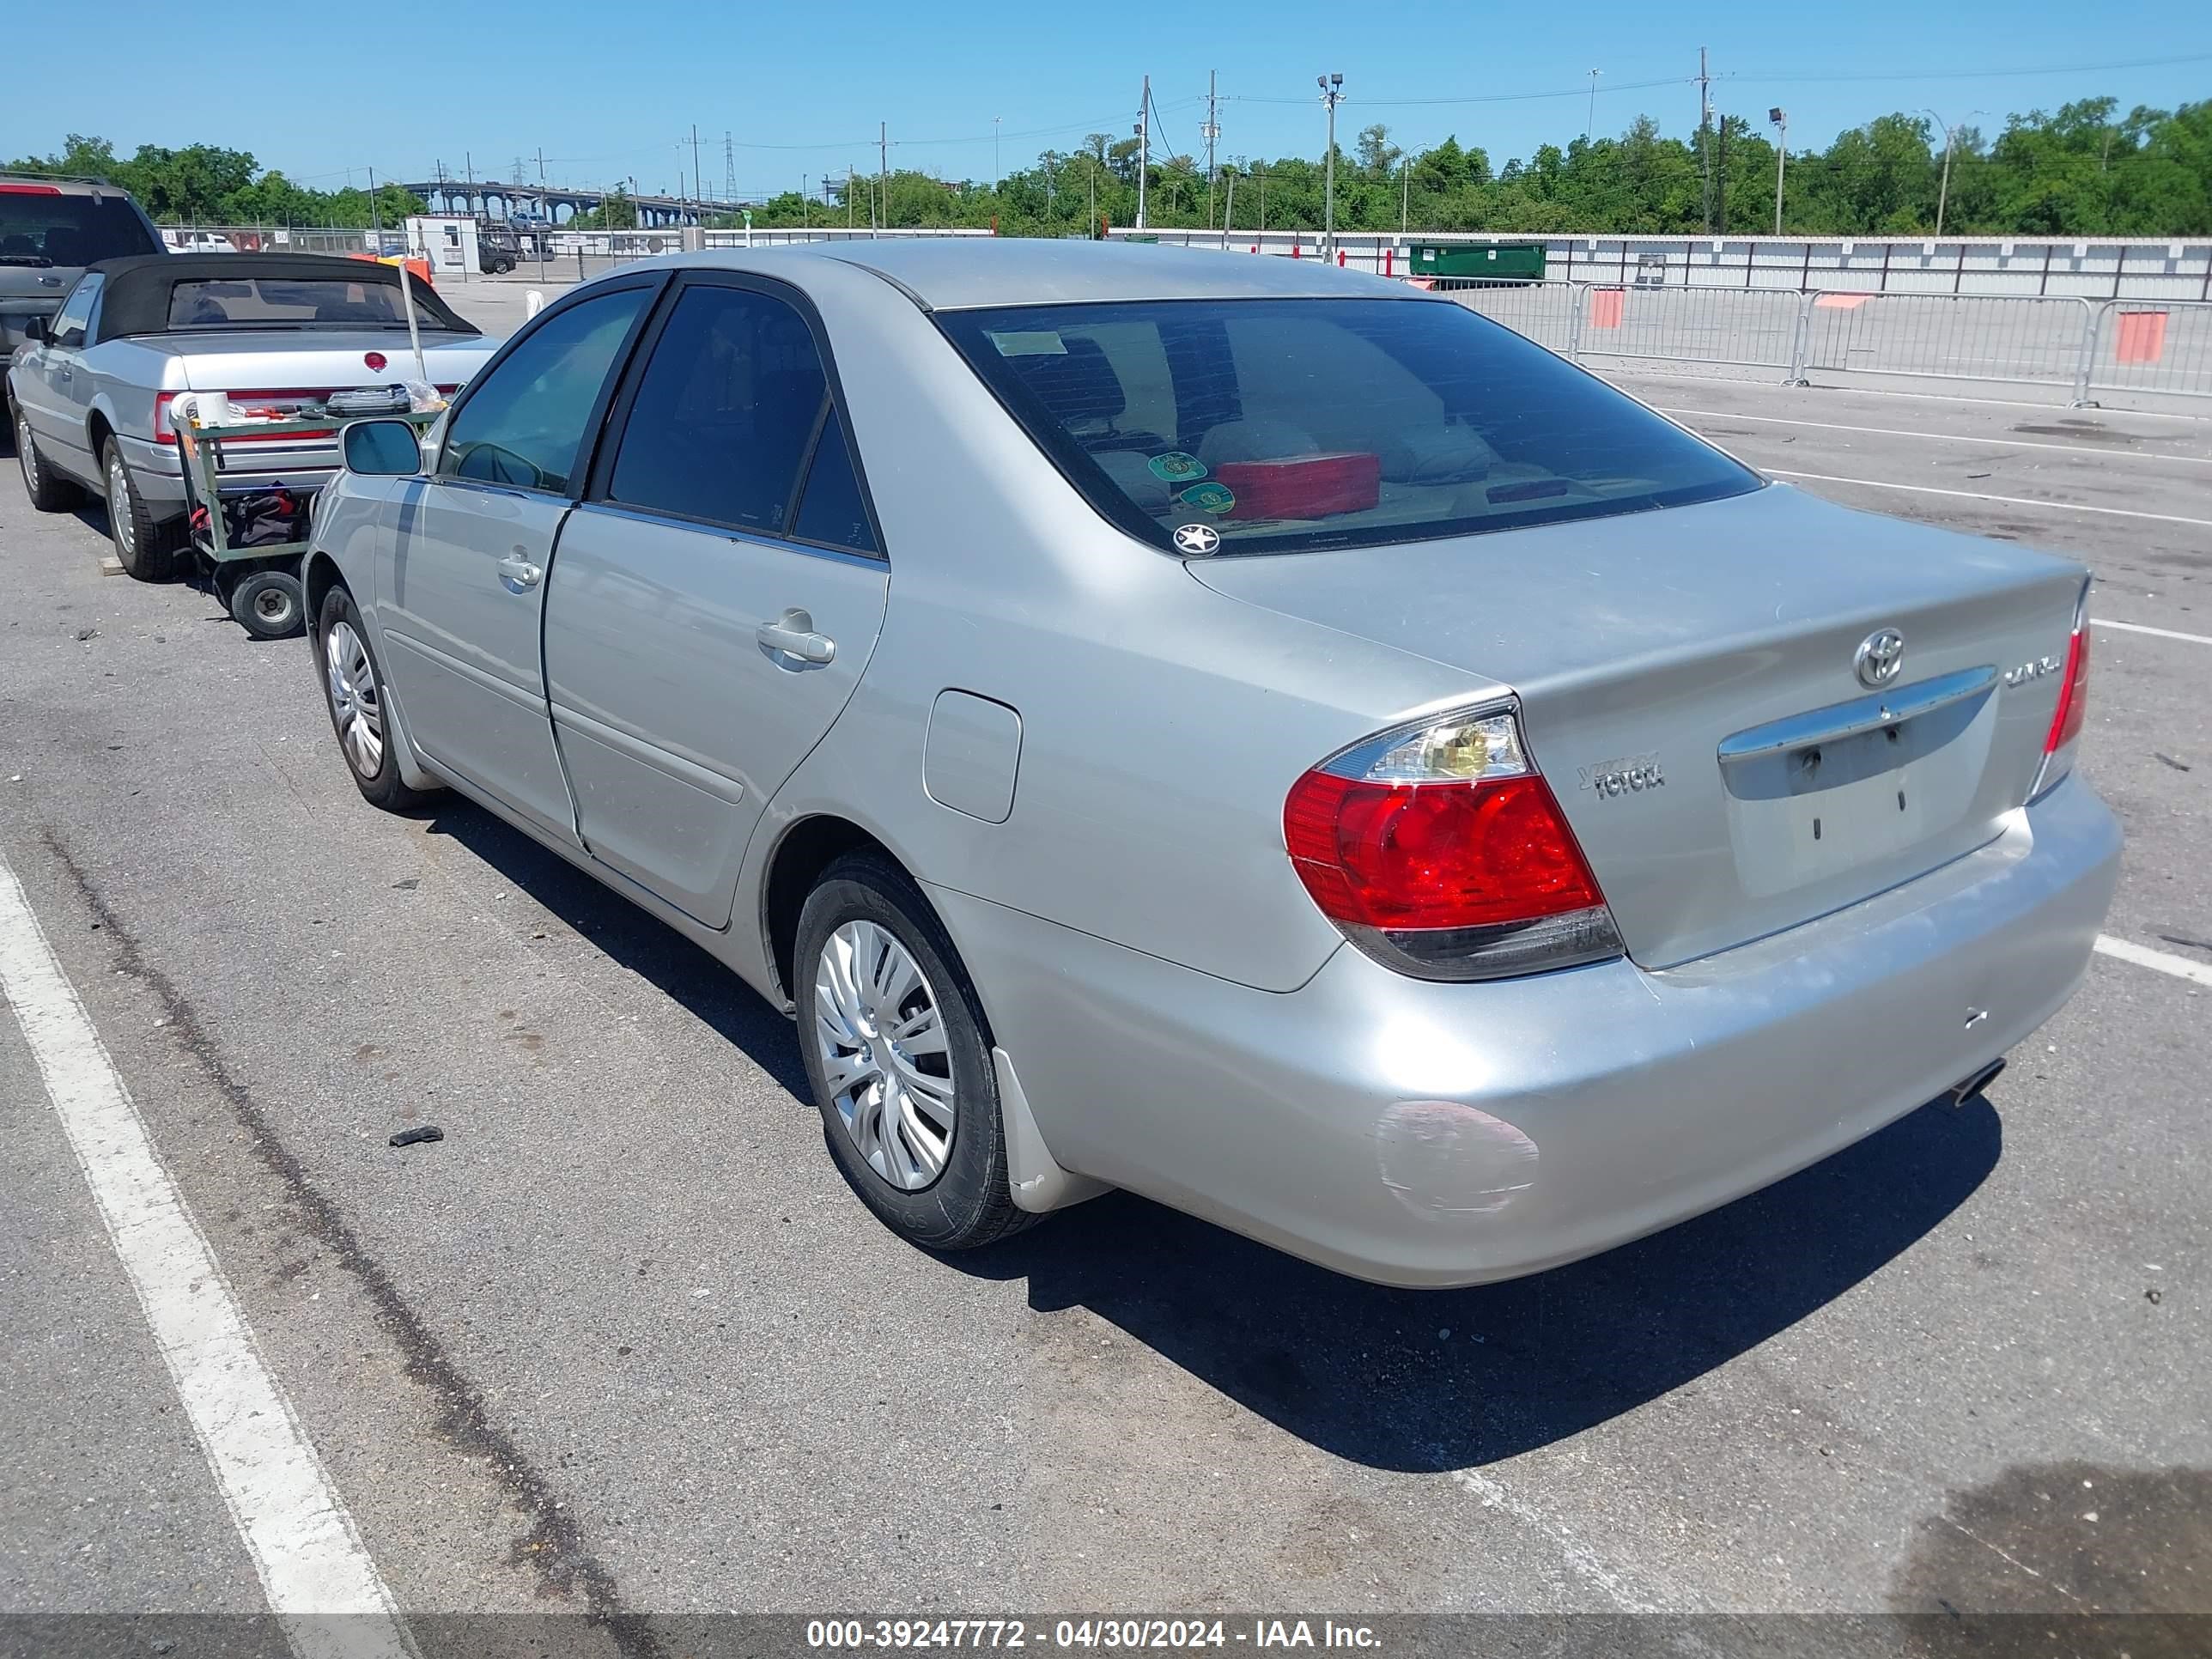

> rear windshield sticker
[1148,451,1207,483]
[1171,523,1222,556]
[987,330,1067,356]
[1176,481,1236,514]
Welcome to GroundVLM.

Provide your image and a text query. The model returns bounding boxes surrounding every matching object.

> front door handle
[496,551,544,592]
[756,608,836,665]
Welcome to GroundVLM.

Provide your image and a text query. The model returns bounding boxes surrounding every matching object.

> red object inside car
[1216,452,1381,521]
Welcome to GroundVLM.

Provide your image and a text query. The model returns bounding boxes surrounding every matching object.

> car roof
[88,252,477,341]
[657,238,1425,311]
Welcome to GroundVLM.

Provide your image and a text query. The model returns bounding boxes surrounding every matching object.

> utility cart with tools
[173,399,439,639]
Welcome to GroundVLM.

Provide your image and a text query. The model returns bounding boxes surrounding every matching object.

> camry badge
[1854,628,1906,688]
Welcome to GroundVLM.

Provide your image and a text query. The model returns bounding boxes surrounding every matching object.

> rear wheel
[103,440,182,580]
[316,584,429,810]
[16,408,82,512]
[227,567,305,639]
[795,854,1036,1253]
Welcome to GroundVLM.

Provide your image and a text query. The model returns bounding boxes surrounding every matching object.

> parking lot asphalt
[2,285,2206,1649]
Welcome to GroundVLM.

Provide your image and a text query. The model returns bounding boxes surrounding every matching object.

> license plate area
[1718,669,1998,898]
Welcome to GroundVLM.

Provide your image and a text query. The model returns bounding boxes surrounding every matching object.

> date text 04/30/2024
[805,1620,1382,1650]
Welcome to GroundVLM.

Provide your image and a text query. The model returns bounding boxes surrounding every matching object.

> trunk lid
[1189,484,2087,969]
[159,330,498,392]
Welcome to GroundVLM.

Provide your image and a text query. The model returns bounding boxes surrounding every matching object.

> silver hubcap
[107,458,134,555]
[256,586,293,623]
[17,419,36,490]
[323,620,385,778]
[812,920,957,1191]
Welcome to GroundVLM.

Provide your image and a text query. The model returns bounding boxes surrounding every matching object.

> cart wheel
[228,568,306,639]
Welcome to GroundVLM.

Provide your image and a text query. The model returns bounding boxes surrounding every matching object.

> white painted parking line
[1609,367,2212,421]
[1659,407,2212,467]
[2094,617,2212,647]
[0,856,411,1659]
[1765,470,2212,529]
[1450,1468,1668,1612]
[2095,935,2212,988]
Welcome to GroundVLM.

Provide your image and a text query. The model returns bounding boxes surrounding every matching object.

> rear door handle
[756,608,836,665]
[496,552,544,592]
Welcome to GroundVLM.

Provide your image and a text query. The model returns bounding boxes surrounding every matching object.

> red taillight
[2044,626,2088,755]
[0,183,63,195]
[153,391,179,444]
[1286,771,1602,932]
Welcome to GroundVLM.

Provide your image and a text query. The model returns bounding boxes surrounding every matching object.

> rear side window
[440,286,649,493]
[791,409,878,555]
[941,297,1760,556]
[605,284,830,535]
[0,191,157,266]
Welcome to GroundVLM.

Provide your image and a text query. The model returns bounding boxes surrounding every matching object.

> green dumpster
[1407,242,1546,285]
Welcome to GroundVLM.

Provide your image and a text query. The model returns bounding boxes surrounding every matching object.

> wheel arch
[761,814,950,1014]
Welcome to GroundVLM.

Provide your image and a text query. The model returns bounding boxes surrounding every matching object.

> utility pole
[1222,169,1235,248]
[1587,68,1601,143]
[994,116,1002,191]
[1769,108,1788,235]
[1258,162,1266,234]
[1202,70,1220,229]
[1134,75,1150,230]
[368,165,380,240]
[878,122,889,235]
[1318,72,1344,256]
[1401,155,1410,232]
[1697,47,1714,234]
[848,164,856,229]
[725,131,736,204]
[690,125,702,217]
[1086,152,1096,234]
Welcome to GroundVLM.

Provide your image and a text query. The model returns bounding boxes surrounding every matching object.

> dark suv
[0,174,165,355]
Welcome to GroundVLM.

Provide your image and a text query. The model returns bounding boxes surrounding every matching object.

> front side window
[605,284,831,535]
[941,297,1762,556]
[439,286,650,494]
[48,273,102,346]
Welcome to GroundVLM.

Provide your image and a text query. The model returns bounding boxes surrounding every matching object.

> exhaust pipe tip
[1948,1057,2006,1107]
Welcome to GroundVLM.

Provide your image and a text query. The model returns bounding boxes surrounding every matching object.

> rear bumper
[934,774,2121,1288]
[123,432,336,520]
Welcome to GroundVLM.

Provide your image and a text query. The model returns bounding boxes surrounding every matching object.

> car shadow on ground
[424,796,2001,1474]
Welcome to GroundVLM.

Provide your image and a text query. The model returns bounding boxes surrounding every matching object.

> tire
[794,853,1037,1252]
[102,439,183,580]
[16,405,82,512]
[228,567,305,639]
[315,583,430,810]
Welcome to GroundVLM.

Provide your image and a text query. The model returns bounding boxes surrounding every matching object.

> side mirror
[22,315,46,343]
[343,418,422,477]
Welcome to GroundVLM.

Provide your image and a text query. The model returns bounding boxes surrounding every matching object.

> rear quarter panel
[745,259,1482,996]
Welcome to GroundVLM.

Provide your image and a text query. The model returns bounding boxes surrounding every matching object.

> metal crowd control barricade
[2085,298,2212,404]
[174,407,441,640]
[1796,292,2097,398]
[1437,277,1586,356]
[1569,282,1808,381]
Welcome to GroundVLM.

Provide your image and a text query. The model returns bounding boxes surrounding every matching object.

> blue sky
[9,2,2211,199]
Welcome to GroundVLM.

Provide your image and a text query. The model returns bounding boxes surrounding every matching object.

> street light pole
[1318,72,1344,256]
[1768,107,1787,235]
[1586,69,1601,143]
[1922,109,1982,239]
[1134,75,1151,230]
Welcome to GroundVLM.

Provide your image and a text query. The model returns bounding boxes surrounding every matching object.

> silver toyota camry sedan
[304,241,2118,1288]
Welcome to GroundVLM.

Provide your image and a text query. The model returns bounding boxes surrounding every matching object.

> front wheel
[316,584,430,810]
[795,854,1036,1252]
[17,408,82,512]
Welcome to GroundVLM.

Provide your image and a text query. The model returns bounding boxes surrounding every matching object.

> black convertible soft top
[88,252,477,343]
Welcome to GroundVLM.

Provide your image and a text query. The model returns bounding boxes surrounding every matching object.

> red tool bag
[1215,452,1381,521]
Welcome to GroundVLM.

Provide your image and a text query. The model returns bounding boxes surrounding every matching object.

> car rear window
[165,276,471,331]
[0,191,158,267]
[940,296,1761,556]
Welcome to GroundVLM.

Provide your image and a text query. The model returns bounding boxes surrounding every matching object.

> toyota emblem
[1854,628,1906,688]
